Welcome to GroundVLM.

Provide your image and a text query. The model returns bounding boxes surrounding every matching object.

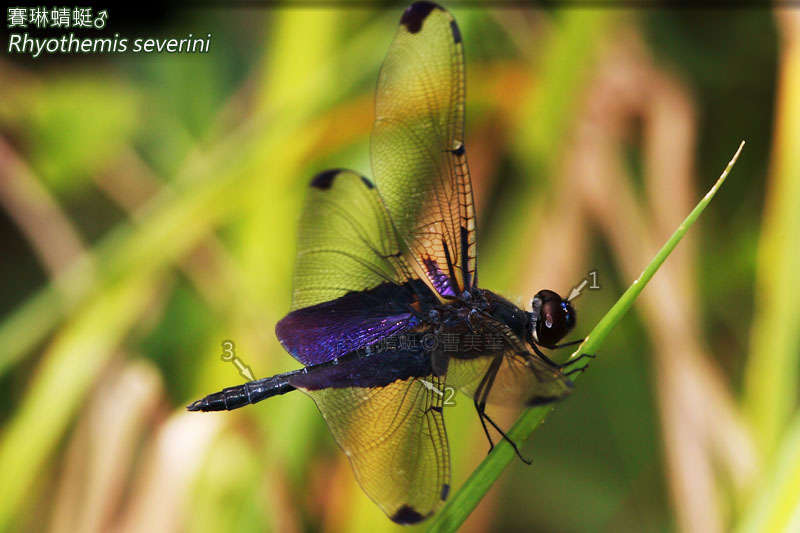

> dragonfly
[188,1,591,524]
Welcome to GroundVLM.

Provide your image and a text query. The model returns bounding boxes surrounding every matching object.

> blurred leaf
[742,18,800,458]
[736,411,800,533]
[0,271,161,530]
[17,76,138,196]
[482,9,612,289]
[188,432,266,533]
[0,10,392,378]
[138,279,218,403]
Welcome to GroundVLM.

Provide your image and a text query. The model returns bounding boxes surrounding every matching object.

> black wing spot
[400,1,442,34]
[450,20,462,43]
[449,142,465,156]
[526,395,566,407]
[391,505,427,525]
[360,176,375,189]
[441,483,450,500]
[310,169,344,190]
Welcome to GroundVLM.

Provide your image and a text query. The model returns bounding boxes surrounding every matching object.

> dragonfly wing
[289,168,411,310]
[447,348,573,407]
[371,2,478,299]
[277,169,436,365]
[277,281,430,365]
[445,314,573,406]
[289,349,450,524]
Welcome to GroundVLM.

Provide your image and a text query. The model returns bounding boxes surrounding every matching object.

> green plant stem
[427,141,745,533]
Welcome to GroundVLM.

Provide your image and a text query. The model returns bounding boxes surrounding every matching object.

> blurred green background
[1,4,799,532]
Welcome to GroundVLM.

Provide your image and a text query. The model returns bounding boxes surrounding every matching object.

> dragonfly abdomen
[187,371,301,412]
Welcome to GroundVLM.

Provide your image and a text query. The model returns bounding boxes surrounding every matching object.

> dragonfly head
[529,289,576,348]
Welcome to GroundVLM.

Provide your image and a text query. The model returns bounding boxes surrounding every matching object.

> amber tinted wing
[277,169,436,366]
[447,349,573,407]
[446,316,573,406]
[289,350,450,524]
[371,2,477,299]
[289,169,413,310]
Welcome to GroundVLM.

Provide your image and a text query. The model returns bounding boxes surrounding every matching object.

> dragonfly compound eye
[532,290,575,348]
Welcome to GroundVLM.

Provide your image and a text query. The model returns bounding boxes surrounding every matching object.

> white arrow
[419,379,444,396]
[568,279,588,301]
[233,358,255,381]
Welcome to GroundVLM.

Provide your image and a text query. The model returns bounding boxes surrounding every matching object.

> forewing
[371,2,478,299]
[289,349,450,524]
[289,169,412,310]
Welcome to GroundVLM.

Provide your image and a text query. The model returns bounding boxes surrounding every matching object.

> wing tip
[390,505,429,525]
[450,19,462,43]
[526,390,571,407]
[400,1,444,34]
[310,168,345,190]
[309,169,374,190]
[360,175,375,189]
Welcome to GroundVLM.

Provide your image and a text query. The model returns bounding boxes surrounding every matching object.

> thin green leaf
[427,141,745,533]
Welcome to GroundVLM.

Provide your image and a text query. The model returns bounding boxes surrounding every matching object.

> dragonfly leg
[530,343,561,367]
[481,410,532,465]
[473,361,496,452]
[474,397,495,452]
[473,355,532,464]
[551,338,584,349]
[560,353,596,368]
[564,363,590,377]
[531,342,595,369]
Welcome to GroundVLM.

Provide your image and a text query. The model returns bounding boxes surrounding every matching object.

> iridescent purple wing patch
[276,281,429,365]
